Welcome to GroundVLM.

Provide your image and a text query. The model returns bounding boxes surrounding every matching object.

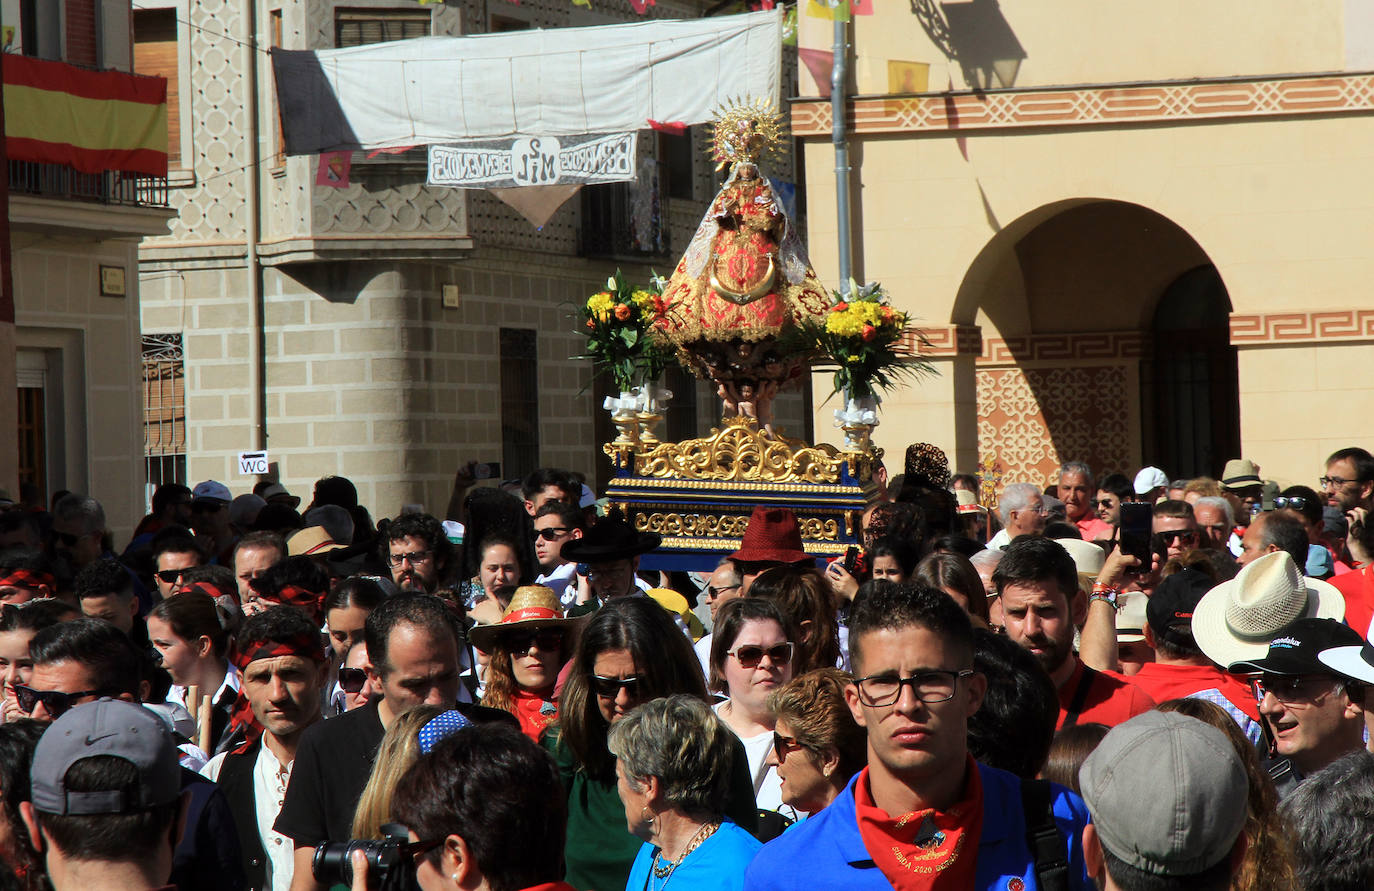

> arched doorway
[950,199,1238,486]
[1141,265,1240,479]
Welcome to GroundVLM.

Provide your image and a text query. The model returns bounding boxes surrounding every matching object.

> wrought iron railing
[8,159,169,207]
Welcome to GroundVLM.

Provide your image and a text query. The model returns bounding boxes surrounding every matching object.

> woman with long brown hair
[747,565,840,673]
[469,585,577,741]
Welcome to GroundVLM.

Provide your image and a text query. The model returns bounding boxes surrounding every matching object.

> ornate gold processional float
[576,100,931,570]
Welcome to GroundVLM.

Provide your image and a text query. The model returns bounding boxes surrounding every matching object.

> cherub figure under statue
[654,99,829,431]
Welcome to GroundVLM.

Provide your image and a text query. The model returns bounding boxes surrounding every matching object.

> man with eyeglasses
[190,480,238,566]
[744,582,1092,890]
[50,493,152,611]
[381,513,454,594]
[201,606,328,891]
[1059,461,1112,542]
[532,501,585,606]
[23,617,246,890]
[1226,617,1366,799]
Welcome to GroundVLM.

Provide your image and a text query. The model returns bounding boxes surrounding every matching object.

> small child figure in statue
[718,379,780,436]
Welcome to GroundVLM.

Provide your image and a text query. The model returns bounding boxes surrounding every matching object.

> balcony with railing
[9,159,169,208]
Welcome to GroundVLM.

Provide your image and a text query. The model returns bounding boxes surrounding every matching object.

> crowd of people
[0,445,1371,891]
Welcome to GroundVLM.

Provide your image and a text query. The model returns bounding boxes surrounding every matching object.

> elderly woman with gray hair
[608,695,763,891]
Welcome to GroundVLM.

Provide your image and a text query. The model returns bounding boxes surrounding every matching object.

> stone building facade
[6,0,174,544]
[136,0,806,516]
[797,2,1374,491]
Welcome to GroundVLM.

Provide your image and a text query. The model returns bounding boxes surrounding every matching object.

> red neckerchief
[852,757,984,890]
[511,688,557,741]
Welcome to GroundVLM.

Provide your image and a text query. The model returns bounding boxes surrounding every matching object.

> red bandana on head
[226,629,326,753]
[177,579,240,606]
[852,757,984,890]
[268,584,325,625]
[0,569,53,592]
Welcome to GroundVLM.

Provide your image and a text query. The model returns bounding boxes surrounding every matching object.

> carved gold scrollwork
[631,417,853,483]
[633,512,839,542]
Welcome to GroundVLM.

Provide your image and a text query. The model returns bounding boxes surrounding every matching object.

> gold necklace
[649,820,721,884]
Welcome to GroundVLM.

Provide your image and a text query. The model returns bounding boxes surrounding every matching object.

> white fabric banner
[272,9,781,156]
[427,133,638,188]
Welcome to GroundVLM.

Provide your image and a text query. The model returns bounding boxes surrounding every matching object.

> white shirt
[987,528,1012,551]
[202,740,296,891]
[712,701,801,821]
[536,561,578,607]
[168,663,241,714]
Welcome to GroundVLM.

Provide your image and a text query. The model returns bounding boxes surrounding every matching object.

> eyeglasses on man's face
[1252,673,1343,704]
[853,669,974,707]
[387,549,433,568]
[1273,496,1309,510]
[14,684,117,719]
[534,527,572,541]
[1319,476,1357,490]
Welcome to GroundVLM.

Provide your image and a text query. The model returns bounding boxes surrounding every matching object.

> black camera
[313,824,420,891]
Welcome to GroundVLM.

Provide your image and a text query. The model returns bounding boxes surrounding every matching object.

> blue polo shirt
[743,763,1092,891]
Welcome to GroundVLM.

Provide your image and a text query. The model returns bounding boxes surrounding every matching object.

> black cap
[1227,617,1364,676]
[1146,568,1213,646]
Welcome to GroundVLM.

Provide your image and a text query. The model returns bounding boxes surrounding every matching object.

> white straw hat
[1192,551,1344,668]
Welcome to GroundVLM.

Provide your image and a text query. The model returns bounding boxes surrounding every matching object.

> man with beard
[995,537,1155,729]
[382,513,454,594]
[202,607,328,891]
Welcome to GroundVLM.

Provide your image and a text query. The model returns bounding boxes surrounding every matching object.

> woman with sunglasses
[324,575,393,713]
[709,598,797,818]
[765,668,867,815]
[544,597,757,891]
[147,591,237,751]
[0,601,67,723]
[338,639,376,712]
[469,585,577,740]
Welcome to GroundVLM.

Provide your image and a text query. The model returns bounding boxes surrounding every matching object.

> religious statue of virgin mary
[654,99,830,431]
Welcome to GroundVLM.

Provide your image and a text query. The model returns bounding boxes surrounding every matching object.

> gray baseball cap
[30,698,181,815]
[1079,711,1247,876]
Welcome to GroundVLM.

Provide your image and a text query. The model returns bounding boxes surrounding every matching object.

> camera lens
[313,839,405,888]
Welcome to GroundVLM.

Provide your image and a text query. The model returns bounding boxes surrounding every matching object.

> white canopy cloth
[271,8,781,156]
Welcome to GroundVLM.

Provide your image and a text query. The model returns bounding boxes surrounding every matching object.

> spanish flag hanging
[3,54,168,177]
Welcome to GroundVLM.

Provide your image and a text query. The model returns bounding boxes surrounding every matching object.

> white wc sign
[238,451,269,475]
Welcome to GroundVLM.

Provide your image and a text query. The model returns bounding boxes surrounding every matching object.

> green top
[544,727,760,891]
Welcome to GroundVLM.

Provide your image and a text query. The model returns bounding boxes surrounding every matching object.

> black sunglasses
[49,530,82,547]
[590,675,640,699]
[535,527,573,541]
[1156,530,1197,545]
[1273,496,1309,510]
[338,667,368,694]
[14,684,117,719]
[507,629,564,657]
[156,568,189,584]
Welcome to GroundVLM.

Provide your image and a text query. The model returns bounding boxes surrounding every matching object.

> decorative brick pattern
[977,365,1133,490]
[793,73,1374,137]
[1229,309,1374,345]
[978,331,1148,365]
[912,325,981,357]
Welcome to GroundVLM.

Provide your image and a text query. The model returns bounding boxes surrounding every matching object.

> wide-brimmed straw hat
[560,515,661,563]
[1057,538,1106,594]
[287,526,346,557]
[954,489,985,515]
[728,506,810,565]
[468,585,581,651]
[1192,551,1344,667]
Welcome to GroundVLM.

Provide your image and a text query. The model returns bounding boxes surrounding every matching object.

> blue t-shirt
[626,820,761,891]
